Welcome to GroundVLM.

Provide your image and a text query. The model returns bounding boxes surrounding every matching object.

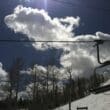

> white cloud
[0,62,7,78]
[60,47,98,77]
[5,5,79,50]
[96,32,110,39]
[34,64,47,73]
[0,62,8,100]
[60,32,110,77]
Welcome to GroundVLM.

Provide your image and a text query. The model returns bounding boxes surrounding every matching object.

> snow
[55,93,110,110]
[55,80,110,110]
[102,79,110,86]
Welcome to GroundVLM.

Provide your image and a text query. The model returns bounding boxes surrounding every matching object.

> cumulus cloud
[0,62,7,78]
[60,46,97,77]
[61,32,110,77]
[0,63,8,100]
[5,5,79,50]
[4,5,110,78]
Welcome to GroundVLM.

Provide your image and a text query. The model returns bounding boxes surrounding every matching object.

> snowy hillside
[55,80,110,110]
[55,93,110,110]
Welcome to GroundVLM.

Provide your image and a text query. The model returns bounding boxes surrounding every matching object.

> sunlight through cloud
[44,0,48,10]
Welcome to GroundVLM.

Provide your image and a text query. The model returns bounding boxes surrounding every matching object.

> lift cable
[0,39,109,43]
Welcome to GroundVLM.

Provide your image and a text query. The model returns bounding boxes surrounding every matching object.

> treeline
[0,58,107,110]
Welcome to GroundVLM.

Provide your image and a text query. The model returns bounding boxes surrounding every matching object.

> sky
[1,0,110,35]
[0,0,110,78]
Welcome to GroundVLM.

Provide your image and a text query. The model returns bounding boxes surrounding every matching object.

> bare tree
[29,64,47,110]
[8,58,23,109]
[67,68,72,110]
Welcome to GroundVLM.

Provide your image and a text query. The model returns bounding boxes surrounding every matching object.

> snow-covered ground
[102,79,110,86]
[55,80,110,110]
[55,93,110,110]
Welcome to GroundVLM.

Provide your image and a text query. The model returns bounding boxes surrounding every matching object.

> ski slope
[55,81,110,110]
[55,93,110,110]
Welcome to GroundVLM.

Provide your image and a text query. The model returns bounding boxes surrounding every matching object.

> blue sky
[1,0,110,35]
[0,0,110,38]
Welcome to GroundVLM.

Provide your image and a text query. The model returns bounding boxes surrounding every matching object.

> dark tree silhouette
[8,58,23,110]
